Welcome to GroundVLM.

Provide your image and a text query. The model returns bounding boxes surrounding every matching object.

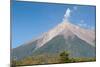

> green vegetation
[59,51,96,63]
[59,51,70,63]
[11,60,16,67]
[11,51,96,66]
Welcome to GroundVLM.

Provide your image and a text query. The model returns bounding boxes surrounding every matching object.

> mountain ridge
[16,21,95,49]
[12,21,95,60]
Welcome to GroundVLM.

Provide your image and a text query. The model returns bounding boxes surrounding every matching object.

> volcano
[12,19,95,60]
[12,7,96,61]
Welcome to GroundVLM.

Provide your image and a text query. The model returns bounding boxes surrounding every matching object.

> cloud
[78,20,95,30]
[63,6,78,22]
[73,6,78,10]
[90,26,95,30]
[64,8,71,18]
[80,20,84,24]
[63,8,71,22]
[78,20,88,27]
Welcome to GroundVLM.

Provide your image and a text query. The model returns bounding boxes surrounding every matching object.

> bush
[11,60,17,67]
[59,51,70,63]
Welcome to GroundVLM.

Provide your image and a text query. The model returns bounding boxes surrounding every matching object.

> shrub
[59,51,70,63]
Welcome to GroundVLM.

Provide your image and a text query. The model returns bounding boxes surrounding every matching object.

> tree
[11,60,17,67]
[59,51,70,63]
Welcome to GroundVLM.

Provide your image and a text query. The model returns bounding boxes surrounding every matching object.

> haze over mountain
[12,9,96,60]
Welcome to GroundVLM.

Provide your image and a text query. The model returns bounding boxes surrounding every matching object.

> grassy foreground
[11,51,96,67]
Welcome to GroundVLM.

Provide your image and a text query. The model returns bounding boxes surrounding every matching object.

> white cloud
[63,8,71,22]
[78,20,95,30]
[78,20,88,28]
[63,6,78,22]
[73,6,78,10]
[80,20,84,23]
[64,8,71,18]
[90,26,94,30]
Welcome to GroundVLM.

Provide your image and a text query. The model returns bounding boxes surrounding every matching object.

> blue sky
[12,1,96,48]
